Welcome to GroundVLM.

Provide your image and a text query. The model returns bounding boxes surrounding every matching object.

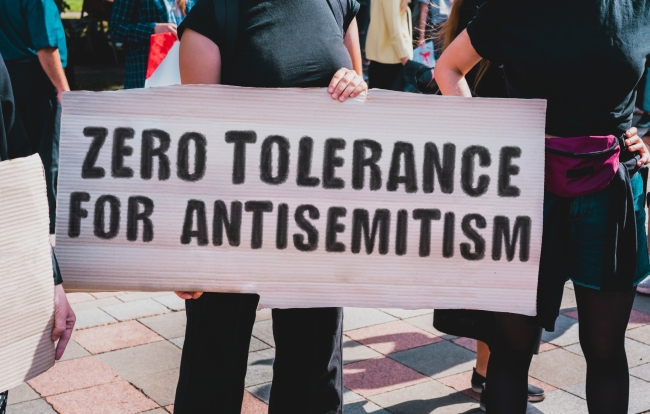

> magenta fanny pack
[544,135,620,197]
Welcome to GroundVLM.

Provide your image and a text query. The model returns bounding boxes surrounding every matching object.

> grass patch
[65,0,84,12]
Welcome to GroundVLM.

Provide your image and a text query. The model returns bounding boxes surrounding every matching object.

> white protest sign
[0,155,55,391]
[57,86,546,315]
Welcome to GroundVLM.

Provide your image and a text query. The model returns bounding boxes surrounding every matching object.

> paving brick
[46,379,157,414]
[378,309,432,319]
[560,286,577,311]
[252,320,275,347]
[96,341,181,382]
[627,324,650,345]
[245,349,276,387]
[451,337,477,353]
[542,315,580,347]
[256,308,272,322]
[141,409,169,414]
[344,401,390,414]
[629,310,650,330]
[129,368,179,406]
[165,405,173,413]
[538,341,558,353]
[169,337,184,349]
[633,293,650,315]
[66,292,95,304]
[6,398,57,413]
[565,338,650,368]
[343,336,382,365]
[246,382,271,404]
[71,297,123,312]
[346,320,442,355]
[527,376,557,393]
[528,349,586,388]
[631,362,650,382]
[138,311,186,339]
[367,380,479,414]
[343,308,397,332]
[242,391,268,414]
[90,292,124,299]
[562,376,650,414]
[402,314,453,338]
[28,356,118,396]
[250,336,270,352]
[59,339,91,361]
[389,341,476,379]
[153,294,186,311]
[73,321,163,354]
[343,387,365,404]
[436,370,480,401]
[102,299,170,321]
[74,308,117,330]
[343,357,430,397]
[7,383,40,405]
[116,292,170,302]
[529,389,588,414]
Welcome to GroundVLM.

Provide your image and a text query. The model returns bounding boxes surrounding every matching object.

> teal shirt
[0,0,68,67]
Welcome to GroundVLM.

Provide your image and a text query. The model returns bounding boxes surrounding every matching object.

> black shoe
[527,383,546,402]
[480,386,541,412]
[479,384,487,412]
[471,368,486,393]
[638,112,650,128]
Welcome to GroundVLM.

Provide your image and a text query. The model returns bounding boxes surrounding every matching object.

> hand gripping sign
[56,86,546,315]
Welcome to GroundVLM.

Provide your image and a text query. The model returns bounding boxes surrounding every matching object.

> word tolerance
[56,86,546,314]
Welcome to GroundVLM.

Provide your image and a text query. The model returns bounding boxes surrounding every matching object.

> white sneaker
[638,274,650,295]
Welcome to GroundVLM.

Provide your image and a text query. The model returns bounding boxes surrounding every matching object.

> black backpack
[212,0,350,84]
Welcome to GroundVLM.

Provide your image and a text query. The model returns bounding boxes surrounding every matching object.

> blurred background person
[110,0,195,89]
[413,0,449,57]
[0,0,70,234]
[366,0,413,89]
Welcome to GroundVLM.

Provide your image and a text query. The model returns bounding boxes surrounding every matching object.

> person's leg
[476,340,490,377]
[0,391,6,414]
[485,312,540,413]
[574,284,636,414]
[269,307,343,414]
[174,292,259,414]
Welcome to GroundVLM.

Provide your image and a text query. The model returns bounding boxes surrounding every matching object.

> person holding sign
[0,55,76,414]
[436,1,650,412]
[172,0,366,413]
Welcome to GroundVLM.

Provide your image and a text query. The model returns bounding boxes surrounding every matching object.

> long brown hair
[437,0,490,90]
[176,0,188,16]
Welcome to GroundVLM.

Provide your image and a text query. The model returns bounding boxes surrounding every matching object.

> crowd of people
[1,0,650,413]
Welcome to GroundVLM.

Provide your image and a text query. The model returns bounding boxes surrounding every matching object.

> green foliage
[65,0,84,12]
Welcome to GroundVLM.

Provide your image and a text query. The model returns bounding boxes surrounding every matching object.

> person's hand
[624,127,650,166]
[400,57,409,66]
[155,23,178,38]
[53,284,76,360]
[175,291,204,300]
[328,68,367,102]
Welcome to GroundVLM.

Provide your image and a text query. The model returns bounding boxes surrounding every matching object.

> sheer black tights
[574,284,636,414]
[485,285,636,414]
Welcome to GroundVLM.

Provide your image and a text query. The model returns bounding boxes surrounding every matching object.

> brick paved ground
[5,286,650,414]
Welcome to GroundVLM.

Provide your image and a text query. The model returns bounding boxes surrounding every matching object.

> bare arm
[179,29,221,84]
[37,47,69,103]
[343,18,363,75]
[434,29,482,97]
[418,2,428,47]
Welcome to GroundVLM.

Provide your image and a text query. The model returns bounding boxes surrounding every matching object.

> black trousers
[368,61,402,90]
[174,292,343,414]
[5,60,61,234]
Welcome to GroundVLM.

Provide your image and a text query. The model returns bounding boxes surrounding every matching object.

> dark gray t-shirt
[179,0,359,88]
[467,0,650,137]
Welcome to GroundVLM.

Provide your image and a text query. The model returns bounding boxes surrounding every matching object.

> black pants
[5,60,61,234]
[174,292,343,414]
[368,61,402,90]
[0,391,6,414]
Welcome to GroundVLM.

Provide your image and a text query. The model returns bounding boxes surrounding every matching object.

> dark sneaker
[471,368,486,393]
[479,384,487,412]
[637,112,650,128]
[527,383,546,402]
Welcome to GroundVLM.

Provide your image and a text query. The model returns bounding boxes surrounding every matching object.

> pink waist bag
[544,135,620,197]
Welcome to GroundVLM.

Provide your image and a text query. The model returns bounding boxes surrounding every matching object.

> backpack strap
[213,0,239,85]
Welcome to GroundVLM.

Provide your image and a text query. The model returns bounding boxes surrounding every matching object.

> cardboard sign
[0,155,55,391]
[56,86,546,315]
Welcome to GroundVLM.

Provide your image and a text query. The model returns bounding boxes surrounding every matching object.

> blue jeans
[542,171,650,289]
